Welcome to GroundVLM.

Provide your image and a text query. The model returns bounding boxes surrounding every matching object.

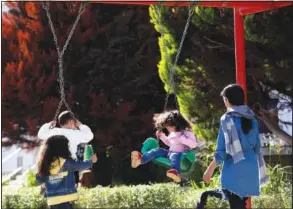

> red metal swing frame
[91,1,292,208]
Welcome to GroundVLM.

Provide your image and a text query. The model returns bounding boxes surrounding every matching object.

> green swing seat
[141,137,196,173]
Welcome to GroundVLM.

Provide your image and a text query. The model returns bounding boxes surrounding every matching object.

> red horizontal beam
[92,1,292,11]
[240,2,292,16]
[240,7,269,16]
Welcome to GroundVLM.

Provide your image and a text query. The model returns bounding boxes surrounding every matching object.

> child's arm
[37,122,52,140]
[203,158,217,184]
[213,126,227,165]
[59,123,94,143]
[156,131,170,146]
[38,122,94,143]
[64,159,93,172]
[179,131,197,149]
[76,123,94,143]
[203,126,226,183]
[64,154,97,172]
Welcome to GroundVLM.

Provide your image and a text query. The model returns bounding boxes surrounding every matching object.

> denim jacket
[36,158,92,206]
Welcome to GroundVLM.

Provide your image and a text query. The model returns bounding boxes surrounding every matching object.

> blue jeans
[197,189,247,209]
[141,148,182,173]
[197,189,227,209]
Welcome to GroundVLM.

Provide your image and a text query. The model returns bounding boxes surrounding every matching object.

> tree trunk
[258,110,292,146]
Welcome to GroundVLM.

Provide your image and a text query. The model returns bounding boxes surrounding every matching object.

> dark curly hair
[37,135,72,177]
[153,110,192,132]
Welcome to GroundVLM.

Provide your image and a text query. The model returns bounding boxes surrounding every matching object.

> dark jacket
[36,158,92,206]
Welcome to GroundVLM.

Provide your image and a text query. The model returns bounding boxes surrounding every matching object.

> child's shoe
[166,169,181,183]
[131,151,142,168]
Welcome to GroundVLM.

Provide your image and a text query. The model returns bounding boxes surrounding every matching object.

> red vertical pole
[234,8,251,209]
[234,8,247,103]
[246,197,252,209]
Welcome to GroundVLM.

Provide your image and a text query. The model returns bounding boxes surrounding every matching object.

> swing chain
[154,1,196,111]
[41,2,88,122]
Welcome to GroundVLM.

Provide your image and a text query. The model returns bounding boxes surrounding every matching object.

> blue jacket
[36,158,92,206]
[215,117,260,198]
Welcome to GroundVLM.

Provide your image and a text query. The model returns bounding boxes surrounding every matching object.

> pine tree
[150,5,292,145]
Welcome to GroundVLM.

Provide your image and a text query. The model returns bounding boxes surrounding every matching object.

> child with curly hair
[131,110,198,183]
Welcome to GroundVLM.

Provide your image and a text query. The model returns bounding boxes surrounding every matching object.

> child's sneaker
[166,169,181,183]
[131,151,142,168]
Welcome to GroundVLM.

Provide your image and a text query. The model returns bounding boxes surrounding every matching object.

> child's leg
[197,189,224,209]
[166,152,182,182]
[131,148,168,168]
[50,202,73,209]
[224,190,247,209]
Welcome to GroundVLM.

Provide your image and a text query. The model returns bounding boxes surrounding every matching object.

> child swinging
[131,110,198,183]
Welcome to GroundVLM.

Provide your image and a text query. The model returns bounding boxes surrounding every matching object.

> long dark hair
[153,110,192,132]
[221,84,252,134]
[37,135,72,177]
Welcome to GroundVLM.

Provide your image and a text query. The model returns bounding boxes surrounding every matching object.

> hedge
[2,183,292,209]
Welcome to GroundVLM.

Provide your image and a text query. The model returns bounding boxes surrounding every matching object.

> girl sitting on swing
[131,110,198,183]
